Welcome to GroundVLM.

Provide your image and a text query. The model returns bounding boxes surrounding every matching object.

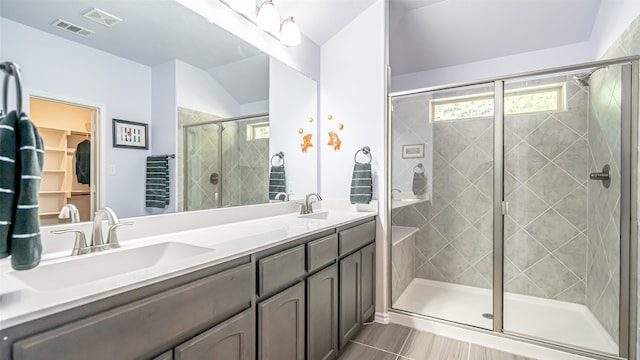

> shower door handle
[589,164,610,188]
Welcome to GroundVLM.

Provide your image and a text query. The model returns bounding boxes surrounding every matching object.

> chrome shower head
[573,65,609,87]
[573,73,591,87]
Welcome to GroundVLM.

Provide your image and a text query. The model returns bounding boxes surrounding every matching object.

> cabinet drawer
[258,244,306,296]
[307,234,338,272]
[13,263,252,360]
[339,220,375,256]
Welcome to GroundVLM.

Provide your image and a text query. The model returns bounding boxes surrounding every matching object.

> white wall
[391,2,640,92]
[1,18,153,218]
[269,58,318,199]
[176,0,320,81]
[319,1,386,204]
[319,0,388,313]
[590,0,640,58]
[150,61,178,214]
[391,41,595,91]
[175,60,240,117]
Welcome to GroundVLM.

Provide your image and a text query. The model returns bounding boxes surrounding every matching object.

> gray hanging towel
[75,139,91,184]
[268,153,286,200]
[145,155,170,208]
[0,111,45,270]
[412,163,426,196]
[350,147,373,204]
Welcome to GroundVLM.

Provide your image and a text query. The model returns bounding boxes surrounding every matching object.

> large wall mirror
[1,0,318,222]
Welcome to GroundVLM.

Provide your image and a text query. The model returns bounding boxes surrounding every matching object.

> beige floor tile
[337,342,399,360]
[353,323,412,354]
[399,330,469,360]
[469,344,537,360]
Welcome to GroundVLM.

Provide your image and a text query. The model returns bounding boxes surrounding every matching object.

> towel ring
[354,146,372,164]
[271,152,285,166]
[1,62,23,114]
[413,163,425,173]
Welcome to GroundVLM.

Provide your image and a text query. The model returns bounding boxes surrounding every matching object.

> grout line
[349,340,404,358]
[396,329,412,359]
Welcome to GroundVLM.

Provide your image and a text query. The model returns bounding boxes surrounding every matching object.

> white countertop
[0,200,377,330]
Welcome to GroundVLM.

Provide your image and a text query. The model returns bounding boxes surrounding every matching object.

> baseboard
[374,312,389,324]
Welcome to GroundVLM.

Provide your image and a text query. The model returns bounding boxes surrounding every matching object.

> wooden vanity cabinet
[4,216,376,360]
[10,261,252,360]
[338,221,376,351]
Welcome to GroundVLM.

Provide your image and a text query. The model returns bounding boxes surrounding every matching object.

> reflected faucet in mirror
[58,204,80,223]
[274,192,289,201]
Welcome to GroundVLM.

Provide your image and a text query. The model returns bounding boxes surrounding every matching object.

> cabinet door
[339,251,361,350]
[360,243,375,322]
[307,264,338,360]
[151,350,173,360]
[258,282,305,360]
[174,308,254,360]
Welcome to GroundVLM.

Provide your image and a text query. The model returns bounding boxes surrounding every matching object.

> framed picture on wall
[112,119,148,149]
[402,144,424,159]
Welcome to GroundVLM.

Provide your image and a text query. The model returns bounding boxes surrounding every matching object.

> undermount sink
[297,211,331,220]
[9,242,214,291]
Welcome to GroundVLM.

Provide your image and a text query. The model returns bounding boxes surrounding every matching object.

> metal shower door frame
[387,56,639,360]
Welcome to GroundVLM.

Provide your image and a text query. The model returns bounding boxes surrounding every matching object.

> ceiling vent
[51,19,94,37]
[83,8,122,27]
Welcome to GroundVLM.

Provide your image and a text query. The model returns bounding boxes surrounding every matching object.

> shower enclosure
[180,109,270,211]
[389,57,638,359]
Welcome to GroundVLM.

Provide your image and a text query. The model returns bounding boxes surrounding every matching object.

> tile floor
[338,323,536,360]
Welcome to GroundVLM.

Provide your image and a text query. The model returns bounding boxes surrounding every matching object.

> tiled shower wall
[178,107,269,211]
[178,107,221,211]
[598,13,640,352]
[392,78,591,303]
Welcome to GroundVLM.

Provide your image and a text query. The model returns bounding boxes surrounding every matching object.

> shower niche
[389,58,637,358]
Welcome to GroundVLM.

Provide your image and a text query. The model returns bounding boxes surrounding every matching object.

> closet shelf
[44,147,66,153]
[40,211,60,216]
[43,170,65,173]
[39,191,66,195]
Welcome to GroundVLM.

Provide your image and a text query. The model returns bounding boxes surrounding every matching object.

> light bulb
[280,17,301,46]
[257,0,280,34]
[229,0,255,15]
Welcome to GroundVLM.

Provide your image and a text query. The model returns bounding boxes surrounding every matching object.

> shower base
[393,278,618,355]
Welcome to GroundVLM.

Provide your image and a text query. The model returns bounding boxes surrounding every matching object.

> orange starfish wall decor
[328,131,341,151]
[301,133,313,152]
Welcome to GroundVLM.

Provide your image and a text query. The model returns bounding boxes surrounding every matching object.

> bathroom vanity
[0,202,377,360]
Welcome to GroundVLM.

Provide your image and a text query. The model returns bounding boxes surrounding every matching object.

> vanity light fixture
[219,0,301,46]
[280,17,301,46]
[257,0,280,34]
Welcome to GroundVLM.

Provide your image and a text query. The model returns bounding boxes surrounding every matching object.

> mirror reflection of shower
[179,108,270,211]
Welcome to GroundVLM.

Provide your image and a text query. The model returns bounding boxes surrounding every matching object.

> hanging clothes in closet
[75,139,91,184]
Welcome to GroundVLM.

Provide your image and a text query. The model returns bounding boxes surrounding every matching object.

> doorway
[29,96,99,224]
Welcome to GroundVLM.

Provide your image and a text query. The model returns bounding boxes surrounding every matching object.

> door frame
[24,89,106,218]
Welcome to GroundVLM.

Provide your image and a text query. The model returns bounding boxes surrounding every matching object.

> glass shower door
[390,83,495,330]
[502,66,624,355]
[185,122,221,211]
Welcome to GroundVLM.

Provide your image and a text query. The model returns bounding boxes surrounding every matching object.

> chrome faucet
[58,204,80,223]
[274,192,289,201]
[300,193,322,214]
[91,207,131,252]
[51,228,89,256]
